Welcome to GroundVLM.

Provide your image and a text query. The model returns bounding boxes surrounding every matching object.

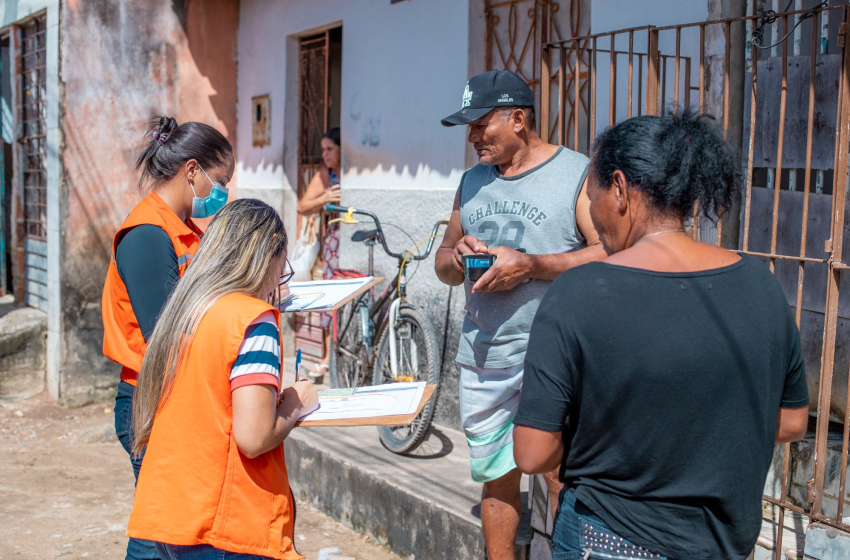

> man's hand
[472,246,531,293]
[452,235,489,274]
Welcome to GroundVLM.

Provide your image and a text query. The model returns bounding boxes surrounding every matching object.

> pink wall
[58,0,239,404]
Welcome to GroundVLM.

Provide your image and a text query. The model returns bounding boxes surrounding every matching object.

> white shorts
[459,363,524,483]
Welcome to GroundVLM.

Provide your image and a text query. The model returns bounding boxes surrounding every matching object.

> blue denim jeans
[115,380,160,560]
[552,489,668,560]
[155,543,272,560]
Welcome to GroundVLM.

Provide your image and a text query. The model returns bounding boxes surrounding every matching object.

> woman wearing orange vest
[102,116,233,560]
[127,199,318,560]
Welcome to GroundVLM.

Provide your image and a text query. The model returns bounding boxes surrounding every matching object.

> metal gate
[541,3,850,557]
[16,14,47,311]
[485,0,588,141]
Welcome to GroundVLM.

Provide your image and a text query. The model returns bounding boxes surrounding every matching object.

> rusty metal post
[743,18,759,253]
[674,28,681,114]
[609,34,617,125]
[699,24,706,112]
[716,20,732,247]
[768,16,789,273]
[574,39,581,151]
[626,31,635,119]
[541,44,551,142]
[812,5,850,523]
[646,28,660,116]
[558,45,567,146]
[591,37,597,144]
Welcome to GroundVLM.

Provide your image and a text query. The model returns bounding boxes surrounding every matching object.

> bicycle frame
[326,204,447,383]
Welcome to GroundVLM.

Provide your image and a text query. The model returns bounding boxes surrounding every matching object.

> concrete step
[0,305,46,401]
[282,360,531,560]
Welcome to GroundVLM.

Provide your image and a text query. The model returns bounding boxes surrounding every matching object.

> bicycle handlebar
[324,204,447,261]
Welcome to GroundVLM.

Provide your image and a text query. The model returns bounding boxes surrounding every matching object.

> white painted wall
[237,0,471,212]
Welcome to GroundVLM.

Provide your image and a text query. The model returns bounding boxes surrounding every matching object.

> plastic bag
[291,215,320,282]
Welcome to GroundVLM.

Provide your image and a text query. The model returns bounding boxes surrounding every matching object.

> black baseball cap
[441,69,535,127]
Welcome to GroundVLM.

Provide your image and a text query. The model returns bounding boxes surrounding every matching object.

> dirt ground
[0,394,400,560]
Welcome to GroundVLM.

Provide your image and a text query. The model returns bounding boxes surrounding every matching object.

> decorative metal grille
[18,16,46,242]
[485,0,588,145]
[298,32,329,198]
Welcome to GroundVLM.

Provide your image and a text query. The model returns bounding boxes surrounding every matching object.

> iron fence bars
[16,13,47,312]
[297,32,329,199]
[486,0,588,142]
[18,16,45,242]
[539,3,850,552]
[813,4,850,532]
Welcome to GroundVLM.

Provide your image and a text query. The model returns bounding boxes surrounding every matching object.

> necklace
[640,228,687,240]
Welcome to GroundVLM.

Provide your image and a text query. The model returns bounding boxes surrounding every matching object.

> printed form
[298,382,426,422]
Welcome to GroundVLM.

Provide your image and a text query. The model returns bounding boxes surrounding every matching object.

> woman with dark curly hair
[513,112,809,560]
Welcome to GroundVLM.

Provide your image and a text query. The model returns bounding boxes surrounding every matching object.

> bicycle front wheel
[372,305,440,454]
[332,299,371,388]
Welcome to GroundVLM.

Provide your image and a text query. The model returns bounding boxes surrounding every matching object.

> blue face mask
[191,165,229,219]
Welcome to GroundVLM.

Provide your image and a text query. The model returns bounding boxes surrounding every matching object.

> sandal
[309,363,329,384]
[310,363,329,375]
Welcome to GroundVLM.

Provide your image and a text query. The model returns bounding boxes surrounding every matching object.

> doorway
[295,26,342,372]
[0,34,11,297]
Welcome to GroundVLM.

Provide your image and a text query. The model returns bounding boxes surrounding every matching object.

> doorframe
[4,3,61,399]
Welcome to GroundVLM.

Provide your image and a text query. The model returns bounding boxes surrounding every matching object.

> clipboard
[280,276,384,313]
[295,384,437,427]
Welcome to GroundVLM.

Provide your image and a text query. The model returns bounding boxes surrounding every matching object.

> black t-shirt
[115,225,179,341]
[515,256,808,560]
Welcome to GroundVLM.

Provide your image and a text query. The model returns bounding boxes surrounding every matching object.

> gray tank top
[457,146,589,368]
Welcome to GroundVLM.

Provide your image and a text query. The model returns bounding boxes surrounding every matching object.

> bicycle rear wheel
[332,298,372,388]
[372,305,440,454]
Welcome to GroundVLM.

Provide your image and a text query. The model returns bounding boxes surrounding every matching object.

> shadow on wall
[58,0,239,403]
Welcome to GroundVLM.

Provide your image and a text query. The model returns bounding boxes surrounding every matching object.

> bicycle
[324,203,448,454]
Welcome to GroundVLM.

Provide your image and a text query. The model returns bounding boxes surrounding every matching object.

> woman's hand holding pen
[280,379,319,418]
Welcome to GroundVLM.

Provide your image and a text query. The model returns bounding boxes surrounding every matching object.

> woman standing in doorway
[101,116,233,560]
[297,127,341,378]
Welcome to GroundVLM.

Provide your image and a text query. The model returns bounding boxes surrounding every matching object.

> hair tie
[684,134,692,144]
[153,131,170,146]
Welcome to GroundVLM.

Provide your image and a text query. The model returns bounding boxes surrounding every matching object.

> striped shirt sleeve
[230,310,281,391]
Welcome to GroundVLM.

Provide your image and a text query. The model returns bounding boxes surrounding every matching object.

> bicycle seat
[351,229,380,243]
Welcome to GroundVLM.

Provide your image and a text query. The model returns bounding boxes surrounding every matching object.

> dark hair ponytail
[590,111,741,221]
[322,127,341,147]
[134,116,233,190]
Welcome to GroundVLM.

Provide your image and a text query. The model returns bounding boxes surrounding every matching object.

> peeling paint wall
[58,0,238,406]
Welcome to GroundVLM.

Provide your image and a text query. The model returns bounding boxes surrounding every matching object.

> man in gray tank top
[435,70,606,560]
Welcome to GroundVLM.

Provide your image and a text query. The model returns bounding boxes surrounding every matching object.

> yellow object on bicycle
[329,207,358,225]
[396,375,414,383]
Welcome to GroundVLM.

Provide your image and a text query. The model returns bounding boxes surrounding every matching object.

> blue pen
[295,349,302,382]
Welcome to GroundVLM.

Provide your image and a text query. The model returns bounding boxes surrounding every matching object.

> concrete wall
[58,0,238,406]
[237,0,471,426]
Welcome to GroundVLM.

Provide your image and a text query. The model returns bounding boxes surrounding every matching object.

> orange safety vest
[127,293,301,560]
[101,191,202,385]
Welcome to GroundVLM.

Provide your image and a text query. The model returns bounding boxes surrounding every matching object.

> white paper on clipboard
[298,382,426,422]
[279,276,374,312]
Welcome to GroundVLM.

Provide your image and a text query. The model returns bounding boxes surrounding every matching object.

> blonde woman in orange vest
[102,116,233,560]
[127,198,318,560]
